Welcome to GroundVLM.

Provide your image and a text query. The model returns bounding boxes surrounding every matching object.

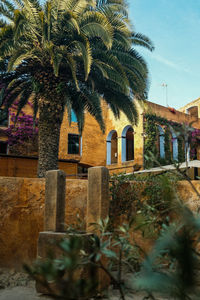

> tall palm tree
[0,0,154,177]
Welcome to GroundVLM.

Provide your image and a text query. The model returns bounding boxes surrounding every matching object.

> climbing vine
[164,126,172,164]
[144,114,200,168]
[178,137,185,162]
[109,172,180,235]
[144,115,158,168]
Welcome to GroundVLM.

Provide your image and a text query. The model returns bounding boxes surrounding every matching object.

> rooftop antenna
[161,83,168,107]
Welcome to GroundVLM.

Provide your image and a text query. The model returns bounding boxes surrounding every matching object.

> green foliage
[25,158,200,300]
[178,136,185,163]
[144,113,186,168]
[164,126,172,164]
[133,204,200,300]
[0,0,154,130]
[0,0,154,176]
[144,115,158,168]
[25,218,142,300]
[25,235,97,299]
[109,172,178,236]
[139,173,176,234]
[109,173,139,221]
[90,217,141,274]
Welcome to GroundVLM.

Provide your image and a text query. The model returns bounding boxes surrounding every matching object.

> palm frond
[65,54,79,90]
[14,83,33,121]
[0,19,8,27]
[132,32,155,52]
[1,0,16,12]
[63,92,72,125]
[12,0,24,9]
[32,92,39,123]
[71,36,92,80]
[0,0,152,136]
[80,11,113,49]
[0,3,14,22]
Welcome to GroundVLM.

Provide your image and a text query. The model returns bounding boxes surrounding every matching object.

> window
[68,134,80,154]
[0,141,8,154]
[158,125,165,158]
[106,130,118,165]
[0,109,8,127]
[126,127,134,161]
[121,125,134,162]
[71,110,77,123]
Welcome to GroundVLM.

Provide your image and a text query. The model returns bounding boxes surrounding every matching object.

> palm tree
[0,0,154,177]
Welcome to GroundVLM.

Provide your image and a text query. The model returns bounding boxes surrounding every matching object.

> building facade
[1,97,200,176]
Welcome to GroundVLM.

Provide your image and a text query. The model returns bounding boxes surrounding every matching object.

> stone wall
[1,174,200,270]
[0,177,87,269]
[113,180,200,253]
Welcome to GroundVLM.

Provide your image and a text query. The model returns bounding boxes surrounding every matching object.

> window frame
[68,133,80,155]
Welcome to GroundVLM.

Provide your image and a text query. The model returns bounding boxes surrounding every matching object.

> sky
[129,0,200,109]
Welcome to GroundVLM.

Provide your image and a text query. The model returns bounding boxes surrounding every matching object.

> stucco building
[1,97,200,177]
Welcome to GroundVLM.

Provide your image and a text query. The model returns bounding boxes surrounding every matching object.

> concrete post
[44,170,66,232]
[86,166,109,232]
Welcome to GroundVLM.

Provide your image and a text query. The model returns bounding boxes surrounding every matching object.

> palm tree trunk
[37,99,63,178]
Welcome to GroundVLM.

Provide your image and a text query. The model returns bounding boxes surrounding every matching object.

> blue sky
[129,0,200,109]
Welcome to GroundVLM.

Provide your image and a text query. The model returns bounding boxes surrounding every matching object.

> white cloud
[150,53,191,74]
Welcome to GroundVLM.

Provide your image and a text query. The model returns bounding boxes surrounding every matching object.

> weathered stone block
[86,166,110,291]
[86,166,109,231]
[36,231,97,297]
[44,170,66,232]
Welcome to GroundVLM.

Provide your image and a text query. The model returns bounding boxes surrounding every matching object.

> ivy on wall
[144,114,189,168]
[144,114,158,168]
[164,126,172,164]
[178,137,185,163]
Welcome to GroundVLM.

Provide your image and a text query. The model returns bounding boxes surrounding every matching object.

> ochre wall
[0,177,87,269]
[179,97,200,118]
[2,98,200,175]
[0,156,78,178]
[59,103,107,167]
[105,101,144,174]
[115,180,200,253]
[146,101,200,128]
[1,176,200,269]
[0,101,107,170]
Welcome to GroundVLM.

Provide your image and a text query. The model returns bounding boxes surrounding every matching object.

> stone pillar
[86,166,110,291]
[86,167,109,232]
[37,169,98,296]
[44,170,66,232]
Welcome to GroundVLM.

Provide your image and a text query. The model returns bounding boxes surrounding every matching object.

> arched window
[106,130,118,165]
[121,125,134,162]
[171,131,178,161]
[158,126,165,158]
